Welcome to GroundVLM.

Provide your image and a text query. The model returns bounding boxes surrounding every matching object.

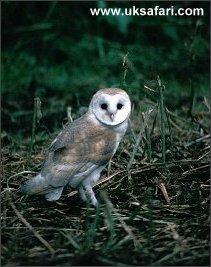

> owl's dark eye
[117,103,123,110]
[101,103,108,110]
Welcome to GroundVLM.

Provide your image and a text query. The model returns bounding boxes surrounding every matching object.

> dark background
[2,1,209,137]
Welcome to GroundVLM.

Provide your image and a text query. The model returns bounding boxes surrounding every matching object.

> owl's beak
[109,113,115,121]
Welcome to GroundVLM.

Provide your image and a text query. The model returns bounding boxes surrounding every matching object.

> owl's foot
[86,186,98,206]
[79,186,87,201]
[79,185,98,206]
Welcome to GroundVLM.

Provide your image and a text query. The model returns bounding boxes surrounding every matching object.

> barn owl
[21,88,131,206]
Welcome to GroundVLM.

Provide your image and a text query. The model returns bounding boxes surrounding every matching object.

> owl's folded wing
[41,115,117,189]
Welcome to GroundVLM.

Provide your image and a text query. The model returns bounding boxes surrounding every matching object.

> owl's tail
[21,174,64,201]
[21,173,50,196]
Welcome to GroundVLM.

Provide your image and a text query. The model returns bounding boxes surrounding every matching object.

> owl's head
[89,88,131,126]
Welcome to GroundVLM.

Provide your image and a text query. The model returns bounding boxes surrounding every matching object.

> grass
[1,2,209,264]
[1,87,210,266]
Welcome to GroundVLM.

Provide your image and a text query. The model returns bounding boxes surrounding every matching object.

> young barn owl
[21,88,131,206]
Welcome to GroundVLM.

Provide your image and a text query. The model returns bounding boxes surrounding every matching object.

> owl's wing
[41,113,117,189]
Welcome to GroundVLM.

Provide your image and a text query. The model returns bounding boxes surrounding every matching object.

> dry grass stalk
[8,195,55,254]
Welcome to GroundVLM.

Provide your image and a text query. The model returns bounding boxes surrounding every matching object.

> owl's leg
[84,185,98,206]
[80,167,103,206]
[78,186,87,202]
[45,187,64,201]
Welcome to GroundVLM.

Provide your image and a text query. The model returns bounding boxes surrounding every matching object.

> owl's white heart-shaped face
[89,88,131,126]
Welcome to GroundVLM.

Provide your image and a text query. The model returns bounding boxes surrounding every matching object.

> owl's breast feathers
[41,114,119,179]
